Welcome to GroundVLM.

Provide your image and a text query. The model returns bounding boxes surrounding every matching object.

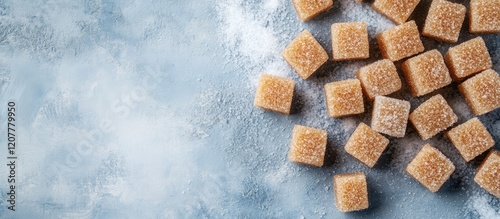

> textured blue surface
[0,0,498,218]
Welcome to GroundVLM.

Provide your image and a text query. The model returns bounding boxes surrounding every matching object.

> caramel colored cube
[470,0,500,34]
[446,118,495,162]
[444,37,492,81]
[282,30,329,80]
[371,96,411,138]
[406,144,455,192]
[422,0,466,43]
[377,21,425,62]
[458,69,500,116]
[409,94,458,140]
[289,125,328,167]
[331,22,369,61]
[345,123,390,167]
[356,59,402,101]
[324,79,365,118]
[254,74,295,114]
[372,0,421,24]
[334,172,369,212]
[292,0,334,22]
[402,49,452,97]
[474,150,500,198]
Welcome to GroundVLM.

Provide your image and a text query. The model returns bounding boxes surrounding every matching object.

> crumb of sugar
[264,0,286,12]
[216,0,292,87]
[338,0,395,36]
[467,193,500,218]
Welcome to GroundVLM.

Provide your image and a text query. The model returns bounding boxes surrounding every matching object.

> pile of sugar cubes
[254,0,500,212]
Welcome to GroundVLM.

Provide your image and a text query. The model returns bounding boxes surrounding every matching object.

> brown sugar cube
[377,21,425,62]
[409,94,458,140]
[372,0,421,24]
[356,59,402,101]
[254,74,295,115]
[422,0,466,43]
[406,144,455,192]
[331,22,369,61]
[282,30,329,80]
[371,96,411,138]
[292,0,334,22]
[288,125,328,167]
[470,0,500,34]
[474,150,500,198]
[458,69,500,116]
[444,37,492,81]
[334,172,369,212]
[402,49,452,97]
[345,123,390,168]
[324,79,365,118]
[446,118,495,162]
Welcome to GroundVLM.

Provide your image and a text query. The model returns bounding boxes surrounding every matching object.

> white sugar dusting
[468,193,500,219]
[264,0,286,12]
[338,0,394,36]
[216,0,292,86]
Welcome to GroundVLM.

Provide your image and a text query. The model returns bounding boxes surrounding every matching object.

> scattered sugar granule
[377,20,425,62]
[324,79,365,118]
[291,0,334,21]
[334,172,369,212]
[282,30,329,79]
[446,118,495,162]
[469,0,500,34]
[372,0,422,24]
[458,69,500,116]
[406,144,455,192]
[331,21,370,61]
[409,94,458,140]
[474,150,500,198]
[288,125,328,167]
[345,123,390,168]
[422,0,466,43]
[401,49,452,97]
[444,37,493,81]
[371,96,411,138]
[254,74,295,115]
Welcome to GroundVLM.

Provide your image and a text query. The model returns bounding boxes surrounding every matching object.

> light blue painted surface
[0,0,498,218]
